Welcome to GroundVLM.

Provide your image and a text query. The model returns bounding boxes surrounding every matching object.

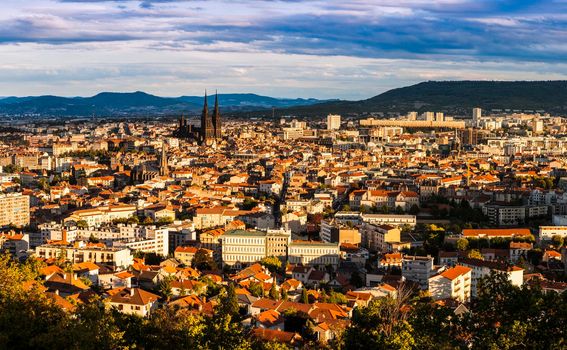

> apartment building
[287,240,340,269]
[360,222,401,252]
[361,213,416,227]
[64,204,137,228]
[402,255,435,289]
[320,219,361,245]
[0,193,30,227]
[458,258,524,297]
[429,265,472,302]
[35,242,133,269]
[221,229,292,267]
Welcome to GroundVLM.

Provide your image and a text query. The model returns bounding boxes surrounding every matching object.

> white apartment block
[220,230,269,268]
[429,265,472,303]
[459,258,524,298]
[38,223,169,256]
[0,193,30,227]
[35,242,133,269]
[287,241,340,269]
[361,213,416,227]
[64,204,137,228]
[539,226,567,241]
[327,114,341,130]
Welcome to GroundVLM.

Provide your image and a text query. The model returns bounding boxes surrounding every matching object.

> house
[108,287,160,317]
[250,328,302,346]
[255,309,285,331]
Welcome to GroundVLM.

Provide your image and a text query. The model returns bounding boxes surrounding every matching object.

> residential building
[402,255,435,289]
[429,265,472,302]
[0,193,30,227]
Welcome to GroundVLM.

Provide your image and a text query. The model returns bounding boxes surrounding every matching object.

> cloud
[0,0,566,97]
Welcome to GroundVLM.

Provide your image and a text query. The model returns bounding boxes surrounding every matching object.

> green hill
[273,80,567,117]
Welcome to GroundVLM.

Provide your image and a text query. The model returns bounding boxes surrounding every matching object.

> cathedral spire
[213,90,222,140]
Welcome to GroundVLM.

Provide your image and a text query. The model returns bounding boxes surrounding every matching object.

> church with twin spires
[175,91,222,145]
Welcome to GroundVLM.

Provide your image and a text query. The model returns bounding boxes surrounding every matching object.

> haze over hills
[0,92,333,117]
[275,80,567,117]
[1,81,567,118]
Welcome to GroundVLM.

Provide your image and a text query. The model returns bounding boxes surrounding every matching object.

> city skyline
[1,0,567,99]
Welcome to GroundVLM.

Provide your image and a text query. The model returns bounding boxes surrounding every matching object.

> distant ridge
[0,92,333,117]
[276,80,567,116]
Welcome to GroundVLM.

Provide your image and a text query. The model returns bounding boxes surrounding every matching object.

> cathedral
[175,92,222,145]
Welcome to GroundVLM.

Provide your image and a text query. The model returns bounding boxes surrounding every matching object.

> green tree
[76,220,88,229]
[249,281,264,298]
[467,249,483,260]
[551,235,564,248]
[269,283,279,300]
[192,249,217,271]
[301,288,309,304]
[260,256,282,274]
[456,238,469,251]
[342,297,415,350]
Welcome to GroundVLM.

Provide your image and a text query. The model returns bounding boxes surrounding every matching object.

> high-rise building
[472,108,482,127]
[422,111,434,121]
[0,193,30,227]
[327,114,341,130]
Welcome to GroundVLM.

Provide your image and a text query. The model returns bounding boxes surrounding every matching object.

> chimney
[130,288,135,296]
[62,229,67,244]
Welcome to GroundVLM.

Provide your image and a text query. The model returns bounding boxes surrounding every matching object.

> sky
[0,0,567,100]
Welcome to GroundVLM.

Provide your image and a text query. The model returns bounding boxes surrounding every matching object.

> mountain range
[1,81,567,118]
[0,92,332,117]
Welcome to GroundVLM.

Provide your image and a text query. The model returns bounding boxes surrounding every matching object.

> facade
[360,213,416,227]
[429,265,472,302]
[109,288,160,317]
[539,226,567,241]
[459,258,524,297]
[326,114,341,130]
[35,242,133,269]
[360,222,401,252]
[319,219,361,245]
[402,255,435,289]
[0,193,30,227]
[64,204,137,228]
[220,229,268,267]
[287,241,340,269]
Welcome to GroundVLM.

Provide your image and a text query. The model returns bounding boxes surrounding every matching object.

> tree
[409,204,420,215]
[249,282,264,298]
[192,249,217,271]
[342,297,415,350]
[76,220,88,229]
[159,276,173,302]
[301,288,309,304]
[349,272,364,288]
[551,235,564,248]
[456,238,469,251]
[260,256,282,274]
[467,249,483,260]
[269,283,279,300]
[327,291,348,304]
[280,288,288,301]
[218,284,239,318]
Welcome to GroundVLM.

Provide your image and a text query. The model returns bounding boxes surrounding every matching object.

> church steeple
[159,143,168,176]
[212,91,222,140]
[201,90,215,144]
